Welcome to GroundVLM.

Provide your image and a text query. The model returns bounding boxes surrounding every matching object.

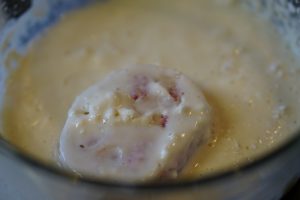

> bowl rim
[1,129,300,190]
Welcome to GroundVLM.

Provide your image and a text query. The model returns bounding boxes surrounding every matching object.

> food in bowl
[60,64,212,181]
[2,0,300,182]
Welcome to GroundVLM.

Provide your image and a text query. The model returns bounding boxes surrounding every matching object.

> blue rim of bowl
[0,130,300,190]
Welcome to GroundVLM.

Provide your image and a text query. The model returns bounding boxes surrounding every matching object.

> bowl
[0,0,300,199]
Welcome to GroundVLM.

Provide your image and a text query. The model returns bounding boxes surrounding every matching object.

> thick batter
[2,0,300,180]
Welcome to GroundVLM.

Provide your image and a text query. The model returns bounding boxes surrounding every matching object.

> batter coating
[60,65,211,181]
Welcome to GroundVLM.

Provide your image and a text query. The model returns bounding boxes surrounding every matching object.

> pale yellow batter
[2,0,300,180]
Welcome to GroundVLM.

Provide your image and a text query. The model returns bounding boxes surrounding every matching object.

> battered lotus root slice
[59,64,212,182]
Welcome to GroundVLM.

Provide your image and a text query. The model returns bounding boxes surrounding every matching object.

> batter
[2,0,300,181]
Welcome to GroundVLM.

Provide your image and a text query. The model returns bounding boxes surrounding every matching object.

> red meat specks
[130,75,148,101]
[160,114,168,128]
[168,86,182,103]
